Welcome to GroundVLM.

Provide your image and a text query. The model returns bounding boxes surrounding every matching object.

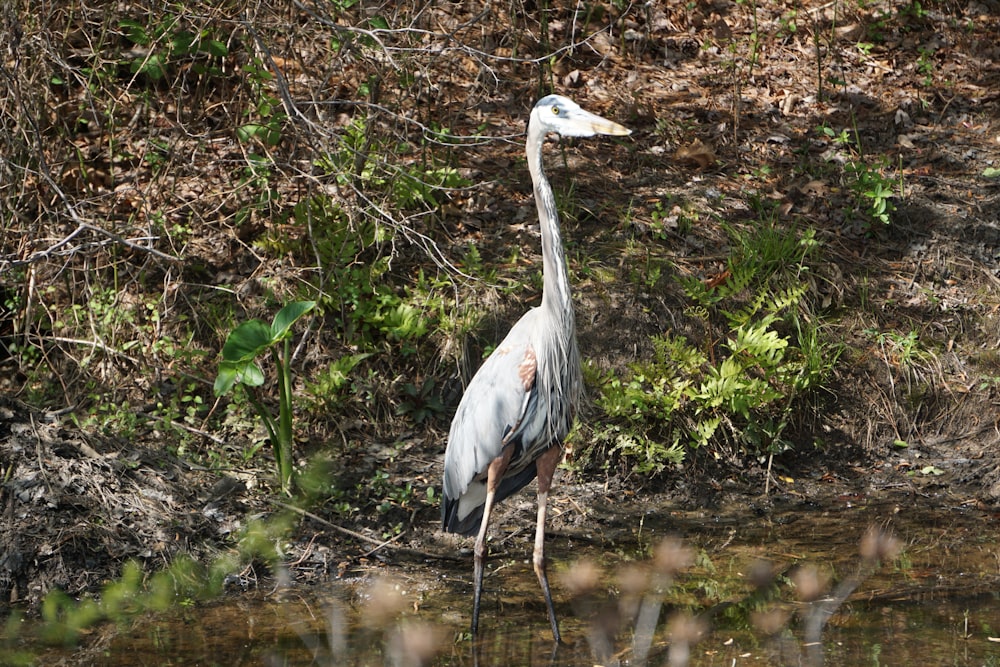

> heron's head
[530,95,631,138]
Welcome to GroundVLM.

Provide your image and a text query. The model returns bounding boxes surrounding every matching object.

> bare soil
[2,0,1000,618]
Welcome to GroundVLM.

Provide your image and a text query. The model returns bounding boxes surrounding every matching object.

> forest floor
[2,0,1000,621]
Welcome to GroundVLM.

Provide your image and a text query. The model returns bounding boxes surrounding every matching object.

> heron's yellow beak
[567,108,632,137]
[588,118,632,137]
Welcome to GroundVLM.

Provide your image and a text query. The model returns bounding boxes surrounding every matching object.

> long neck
[526,125,573,322]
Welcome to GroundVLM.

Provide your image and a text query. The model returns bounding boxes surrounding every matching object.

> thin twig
[272,500,462,562]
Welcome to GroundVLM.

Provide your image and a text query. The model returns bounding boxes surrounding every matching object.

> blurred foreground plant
[563,527,900,667]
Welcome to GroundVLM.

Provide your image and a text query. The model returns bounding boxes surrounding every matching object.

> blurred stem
[248,392,280,468]
[275,338,294,494]
[632,573,667,666]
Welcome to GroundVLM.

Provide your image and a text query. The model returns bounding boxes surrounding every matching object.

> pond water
[18,488,1000,666]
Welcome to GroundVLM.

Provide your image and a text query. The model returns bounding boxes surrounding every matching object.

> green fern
[769,283,809,313]
[689,415,721,449]
[680,262,757,308]
[729,319,788,367]
[597,425,687,474]
[595,219,839,468]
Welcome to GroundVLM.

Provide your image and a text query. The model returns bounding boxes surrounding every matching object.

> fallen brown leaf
[799,180,828,197]
[675,140,716,169]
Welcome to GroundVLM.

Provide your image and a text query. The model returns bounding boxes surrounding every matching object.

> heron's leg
[533,444,564,644]
[471,491,494,638]
[472,447,513,636]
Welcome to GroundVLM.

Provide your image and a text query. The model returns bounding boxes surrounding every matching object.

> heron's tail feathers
[441,462,539,536]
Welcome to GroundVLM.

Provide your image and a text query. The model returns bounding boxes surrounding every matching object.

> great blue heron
[442,95,631,642]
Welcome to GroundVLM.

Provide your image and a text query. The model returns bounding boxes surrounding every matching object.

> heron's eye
[551,105,560,115]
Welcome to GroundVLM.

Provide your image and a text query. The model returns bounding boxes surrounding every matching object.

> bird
[441,94,631,643]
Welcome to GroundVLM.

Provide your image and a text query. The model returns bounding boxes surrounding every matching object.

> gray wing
[442,308,543,534]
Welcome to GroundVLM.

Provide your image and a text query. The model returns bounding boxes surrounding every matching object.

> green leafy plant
[214,301,316,494]
[234,153,280,227]
[315,115,471,211]
[861,7,894,43]
[119,17,228,81]
[263,195,437,355]
[916,47,935,86]
[818,124,902,228]
[396,377,445,424]
[596,220,839,473]
[152,381,206,453]
[304,353,372,413]
[899,0,929,22]
[593,423,687,474]
[845,157,898,226]
[237,57,284,146]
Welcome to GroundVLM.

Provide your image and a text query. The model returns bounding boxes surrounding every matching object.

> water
[16,488,1000,666]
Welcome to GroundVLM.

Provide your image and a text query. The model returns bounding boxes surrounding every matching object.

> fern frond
[730,320,788,366]
[769,282,808,313]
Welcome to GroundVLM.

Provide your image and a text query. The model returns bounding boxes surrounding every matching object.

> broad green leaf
[271,301,316,339]
[119,19,149,46]
[214,362,240,396]
[237,124,279,144]
[236,124,261,143]
[221,319,273,362]
[204,39,229,57]
[215,359,267,395]
[134,54,167,80]
[236,361,266,387]
[171,30,196,54]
